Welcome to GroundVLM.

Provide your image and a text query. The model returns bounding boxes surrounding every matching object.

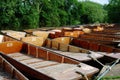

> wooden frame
[0,40,99,80]
[0,55,28,80]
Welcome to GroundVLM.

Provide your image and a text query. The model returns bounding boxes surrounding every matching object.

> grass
[101,76,120,80]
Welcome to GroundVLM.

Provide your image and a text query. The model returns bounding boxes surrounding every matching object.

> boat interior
[0,23,120,80]
[0,35,99,80]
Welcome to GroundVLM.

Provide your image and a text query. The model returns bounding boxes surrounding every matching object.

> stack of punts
[0,55,28,80]
[22,24,120,58]
[1,31,104,62]
[1,24,120,79]
[0,34,99,80]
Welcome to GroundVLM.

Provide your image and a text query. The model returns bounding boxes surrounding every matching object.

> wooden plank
[0,41,23,54]
[0,55,28,80]
[37,63,82,80]
[4,31,26,40]
[48,52,63,63]
[69,45,80,53]
[100,45,114,53]
[22,36,45,47]
[89,42,100,51]
[63,53,91,61]
[7,52,25,57]
[59,43,68,52]
[29,45,37,57]
[20,58,44,64]
[9,55,32,61]
[45,39,52,48]
[33,31,49,39]
[51,41,59,50]
[79,40,89,49]
[77,63,99,75]
[52,37,71,45]
[38,48,48,60]
[28,61,58,69]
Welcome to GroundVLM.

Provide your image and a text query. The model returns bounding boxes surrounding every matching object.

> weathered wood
[0,41,99,80]
[100,45,114,53]
[0,55,28,80]
[69,45,81,53]
[59,43,68,52]
[51,40,59,50]
[1,30,26,40]
[52,37,71,44]
[0,41,23,54]
[22,36,45,47]
[33,31,49,39]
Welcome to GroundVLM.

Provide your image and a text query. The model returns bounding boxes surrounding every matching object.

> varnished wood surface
[7,52,99,80]
[0,55,28,80]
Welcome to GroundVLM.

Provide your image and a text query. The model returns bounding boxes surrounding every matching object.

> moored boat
[0,40,99,80]
[0,55,28,80]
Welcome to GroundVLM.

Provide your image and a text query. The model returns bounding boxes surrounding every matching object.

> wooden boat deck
[0,41,99,80]
[7,52,99,80]
[0,68,16,80]
[42,47,104,62]
[0,55,28,80]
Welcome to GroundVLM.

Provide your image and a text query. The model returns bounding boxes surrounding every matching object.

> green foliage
[1,0,119,30]
[101,76,120,80]
[78,1,107,24]
[106,0,120,23]
[39,0,60,27]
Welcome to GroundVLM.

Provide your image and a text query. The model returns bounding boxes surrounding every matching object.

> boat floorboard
[0,68,16,80]
[42,47,104,61]
[7,52,99,80]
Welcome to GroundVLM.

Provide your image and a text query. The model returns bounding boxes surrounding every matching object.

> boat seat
[21,36,45,47]
[33,31,49,39]
[51,40,59,50]
[52,37,71,45]
[0,41,23,54]
[6,31,26,40]
[59,43,68,51]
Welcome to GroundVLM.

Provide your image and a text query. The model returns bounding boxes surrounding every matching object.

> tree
[39,0,61,27]
[78,1,107,24]
[0,0,19,30]
[64,0,80,25]
[106,0,120,23]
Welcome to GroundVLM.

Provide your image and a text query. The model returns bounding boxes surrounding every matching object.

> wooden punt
[45,29,120,46]
[43,37,104,62]
[20,35,103,62]
[1,30,26,40]
[71,38,118,53]
[0,55,28,80]
[79,34,120,43]
[0,41,99,80]
[1,31,104,62]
